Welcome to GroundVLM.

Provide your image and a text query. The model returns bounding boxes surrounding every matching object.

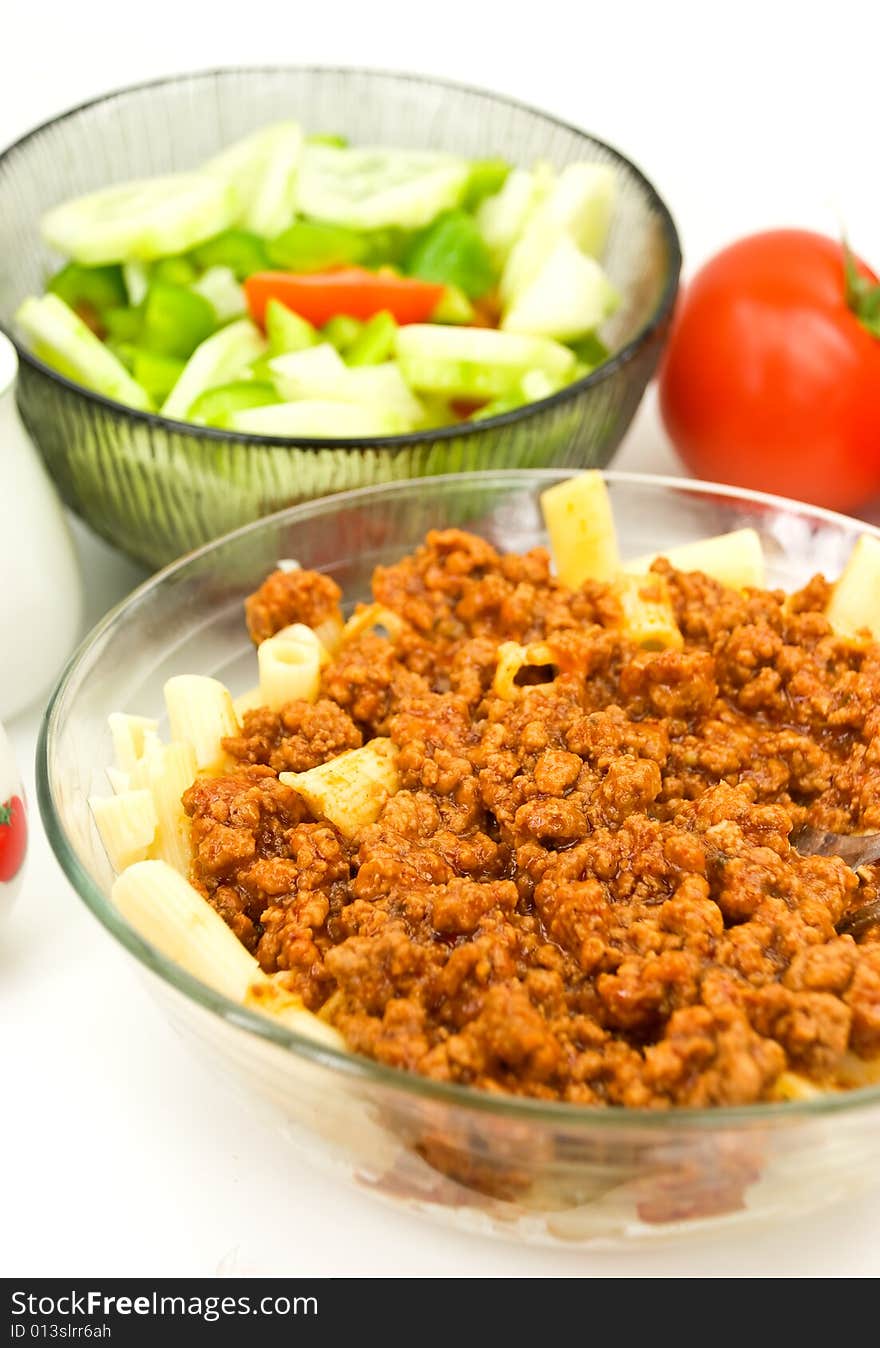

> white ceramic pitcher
[0,332,82,719]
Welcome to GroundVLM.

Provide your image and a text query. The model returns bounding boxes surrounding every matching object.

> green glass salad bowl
[0,68,680,570]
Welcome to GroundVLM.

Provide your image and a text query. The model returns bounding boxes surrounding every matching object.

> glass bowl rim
[37,468,880,1130]
[0,63,682,451]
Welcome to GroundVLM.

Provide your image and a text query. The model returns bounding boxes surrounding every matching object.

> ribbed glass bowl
[0,68,680,569]
[38,471,880,1249]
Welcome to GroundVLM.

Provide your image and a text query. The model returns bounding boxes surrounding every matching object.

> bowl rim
[0,63,682,451]
[38,468,880,1129]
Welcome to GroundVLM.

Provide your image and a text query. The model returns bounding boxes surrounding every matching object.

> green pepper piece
[106,340,138,371]
[567,332,610,369]
[266,220,367,272]
[265,298,318,354]
[345,310,398,366]
[322,315,363,352]
[470,394,525,421]
[187,380,278,428]
[152,256,199,287]
[360,227,413,267]
[103,306,144,342]
[306,133,349,148]
[191,229,270,281]
[132,349,187,403]
[461,158,511,211]
[404,210,496,299]
[48,262,127,315]
[430,284,477,325]
[141,282,217,359]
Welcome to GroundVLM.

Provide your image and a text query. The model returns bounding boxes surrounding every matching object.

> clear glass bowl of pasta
[38,470,880,1248]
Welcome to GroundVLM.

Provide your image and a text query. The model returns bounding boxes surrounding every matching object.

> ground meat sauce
[183,530,880,1108]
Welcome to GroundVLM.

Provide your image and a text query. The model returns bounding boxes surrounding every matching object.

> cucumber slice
[296,145,469,231]
[204,122,304,238]
[161,318,266,419]
[265,299,317,355]
[501,237,619,341]
[190,266,247,323]
[476,165,552,269]
[267,343,347,398]
[16,294,153,410]
[500,162,616,304]
[269,350,423,428]
[41,174,237,266]
[395,324,575,401]
[228,399,405,437]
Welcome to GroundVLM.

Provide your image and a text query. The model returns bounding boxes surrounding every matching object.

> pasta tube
[130,738,198,875]
[280,738,399,839]
[624,528,765,590]
[339,603,405,646]
[113,859,263,1000]
[112,860,346,1048]
[89,789,158,872]
[825,535,880,640]
[105,766,131,795]
[164,674,239,772]
[493,641,558,701]
[258,624,327,710]
[771,1071,825,1102]
[312,613,345,655]
[540,471,620,588]
[108,713,159,774]
[613,574,683,651]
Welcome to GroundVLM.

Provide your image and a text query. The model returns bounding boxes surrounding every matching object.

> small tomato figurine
[659,230,880,512]
[0,721,26,914]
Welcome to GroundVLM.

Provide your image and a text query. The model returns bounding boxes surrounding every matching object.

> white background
[3,0,880,1278]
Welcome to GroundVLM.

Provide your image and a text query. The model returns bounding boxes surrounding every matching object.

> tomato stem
[843,242,880,338]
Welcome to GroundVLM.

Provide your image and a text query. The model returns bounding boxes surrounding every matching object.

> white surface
[3,0,880,1277]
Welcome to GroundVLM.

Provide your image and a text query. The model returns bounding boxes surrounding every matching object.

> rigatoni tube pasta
[825,534,880,640]
[258,623,329,710]
[108,713,159,774]
[164,674,239,772]
[112,860,345,1050]
[130,738,198,876]
[280,738,399,839]
[612,573,683,651]
[540,470,620,587]
[88,789,158,872]
[623,528,766,590]
[493,641,559,701]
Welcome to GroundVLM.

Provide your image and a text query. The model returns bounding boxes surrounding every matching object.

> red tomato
[659,231,880,511]
[0,795,26,883]
[244,269,444,328]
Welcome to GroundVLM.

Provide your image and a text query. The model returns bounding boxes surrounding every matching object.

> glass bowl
[39,471,880,1249]
[0,68,681,569]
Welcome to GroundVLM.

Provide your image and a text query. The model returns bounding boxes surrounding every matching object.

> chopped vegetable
[265,299,317,354]
[461,159,511,211]
[16,294,153,409]
[152,256,198,287]
[228,399,405,437]
[132,349,186,403]
[322,315,363,352]
[141,282,217,359]
[104,307,143,342]
[430,285,476,325]
[268,345,424,427]
[477,166,551,268]
[191,229,270,280]
[187,380,278,427]
[267,220,366,272]
[345,310,397,365]
[204,122,304,238]
[396,324,576,400]
[41,173,236,265]
[404,210,496,299]
[190,266,246,323]
[501,237,619,340]
[161,318,266,419]
[47,263,126,317]
[244,269,445,328]
[295,145,470,231]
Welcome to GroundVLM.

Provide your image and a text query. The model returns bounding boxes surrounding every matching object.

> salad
[15,123,620,437]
